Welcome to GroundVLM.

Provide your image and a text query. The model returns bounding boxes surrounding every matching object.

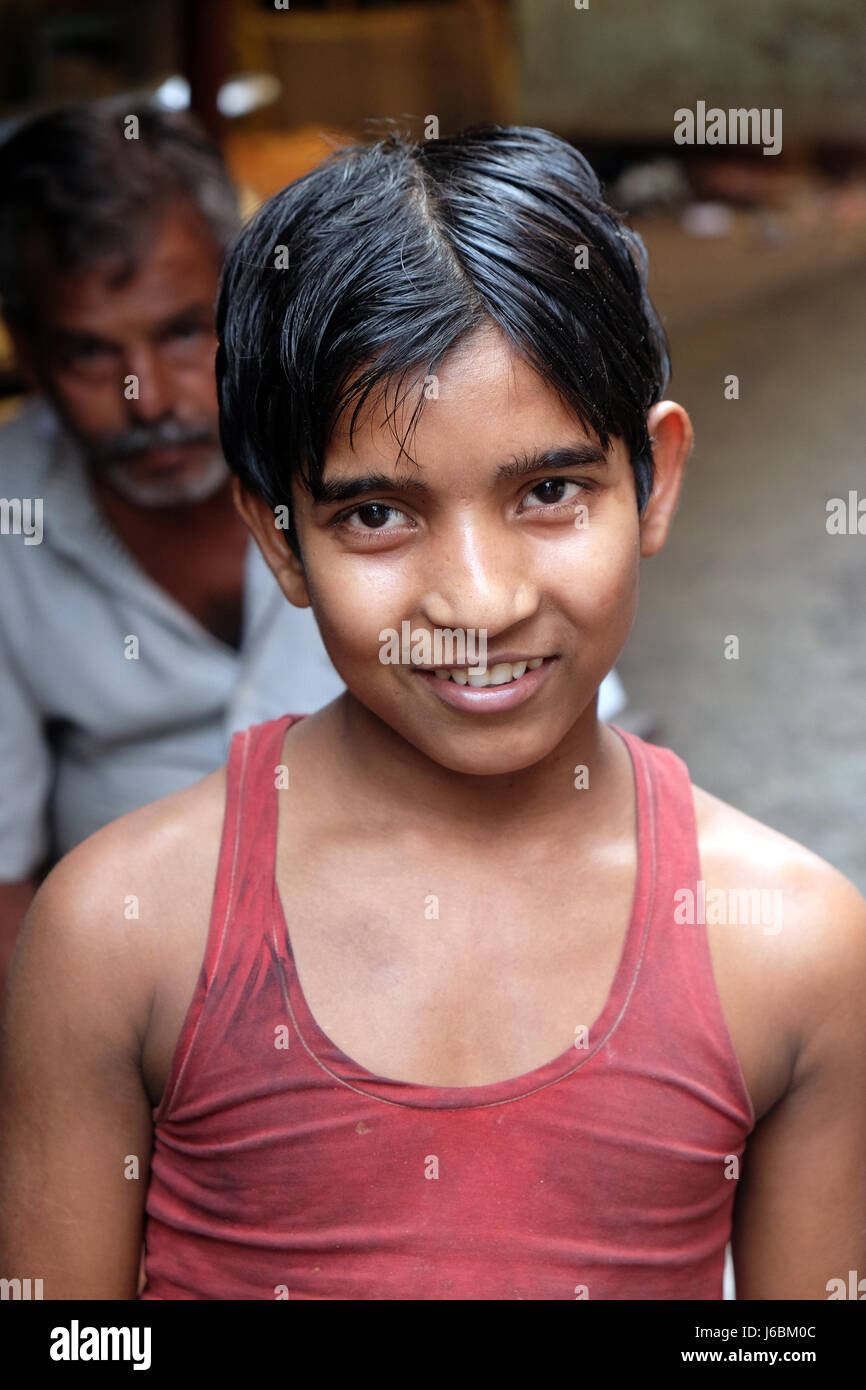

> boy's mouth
[412,655,557,711]
[423,657,544,687]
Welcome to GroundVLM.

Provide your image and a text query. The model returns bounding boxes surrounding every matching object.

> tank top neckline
[268,715,657,1111]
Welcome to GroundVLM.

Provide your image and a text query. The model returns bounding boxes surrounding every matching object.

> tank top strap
[611,726,703,963]
[611,724,755,1129]
[612,727,702,895]
[206,712,303,984]
[153,712,304,1126]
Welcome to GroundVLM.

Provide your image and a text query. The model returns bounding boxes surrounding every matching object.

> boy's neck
[312,692,631,850]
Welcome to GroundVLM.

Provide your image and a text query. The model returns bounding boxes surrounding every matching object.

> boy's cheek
[301,570,394,669]
[592,551,640,621]
[299,543,422,650]
[547,533,640,626]
[301,516,639,664]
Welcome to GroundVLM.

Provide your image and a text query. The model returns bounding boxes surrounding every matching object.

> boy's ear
[232,478,312,609]
[639,401,694,558]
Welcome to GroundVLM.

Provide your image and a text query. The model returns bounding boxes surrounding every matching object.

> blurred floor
[617,252,866,892]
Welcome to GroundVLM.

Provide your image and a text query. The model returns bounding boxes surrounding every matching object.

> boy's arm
[0,837,155,1299]
[0,876,37,993]
[731,868,866,1300]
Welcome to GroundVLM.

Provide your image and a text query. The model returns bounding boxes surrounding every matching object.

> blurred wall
[233,1,515,136]
[515,0,866,142]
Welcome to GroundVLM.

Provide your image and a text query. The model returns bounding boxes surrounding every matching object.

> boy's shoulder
[690,779,866,1041]
[43,762,228,912]
[13,766,228,1042]
[18,752,866,1093]
[686,780,866,1118]
[37,752,866,973]
[691,778,863,915]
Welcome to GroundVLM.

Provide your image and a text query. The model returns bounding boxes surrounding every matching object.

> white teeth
[424,657,546,687]
[430,658,545,688]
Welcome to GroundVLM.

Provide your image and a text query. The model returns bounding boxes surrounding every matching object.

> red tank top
[141,713,755,1300]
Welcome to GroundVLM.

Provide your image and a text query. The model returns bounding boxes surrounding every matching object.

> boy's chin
[413,724,584,777]
[417,743,563,778]
[359,693,595,778]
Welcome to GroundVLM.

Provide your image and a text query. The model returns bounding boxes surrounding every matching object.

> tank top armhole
[649,738,757,1135]
[152,726,253,1126]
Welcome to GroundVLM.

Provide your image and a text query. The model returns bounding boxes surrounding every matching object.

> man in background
[0,102,344,984]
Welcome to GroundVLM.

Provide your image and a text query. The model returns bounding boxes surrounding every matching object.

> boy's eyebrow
[312,442,608,506]
[312,471,428,506]
[498,443,608,479]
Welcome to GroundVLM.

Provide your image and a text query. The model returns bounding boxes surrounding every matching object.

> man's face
[17,203,226,506]
[287,323,645,776]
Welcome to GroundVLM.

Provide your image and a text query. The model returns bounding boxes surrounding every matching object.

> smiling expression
[243,320,685,778]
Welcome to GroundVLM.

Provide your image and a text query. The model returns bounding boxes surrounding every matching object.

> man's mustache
[93,419,218,462]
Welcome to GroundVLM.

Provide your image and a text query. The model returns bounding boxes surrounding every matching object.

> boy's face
[242,322,690,776]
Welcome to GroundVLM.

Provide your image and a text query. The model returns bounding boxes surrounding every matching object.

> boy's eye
[521,477,585,510]
[339,502,408,531]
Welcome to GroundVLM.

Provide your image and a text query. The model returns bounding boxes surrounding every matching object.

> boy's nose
[418,525,539,637]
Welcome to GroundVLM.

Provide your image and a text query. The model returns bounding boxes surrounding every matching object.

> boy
[1,124,864,1300]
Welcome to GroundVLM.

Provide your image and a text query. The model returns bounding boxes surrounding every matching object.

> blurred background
[0,0,864,890]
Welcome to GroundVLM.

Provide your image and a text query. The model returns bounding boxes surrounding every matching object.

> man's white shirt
[0,397,344,877]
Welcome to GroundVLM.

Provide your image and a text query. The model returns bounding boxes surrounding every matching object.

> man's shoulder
[0,397,55,492]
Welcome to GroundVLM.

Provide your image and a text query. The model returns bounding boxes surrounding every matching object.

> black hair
[0,100,241,330]
[216,123,671,557]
